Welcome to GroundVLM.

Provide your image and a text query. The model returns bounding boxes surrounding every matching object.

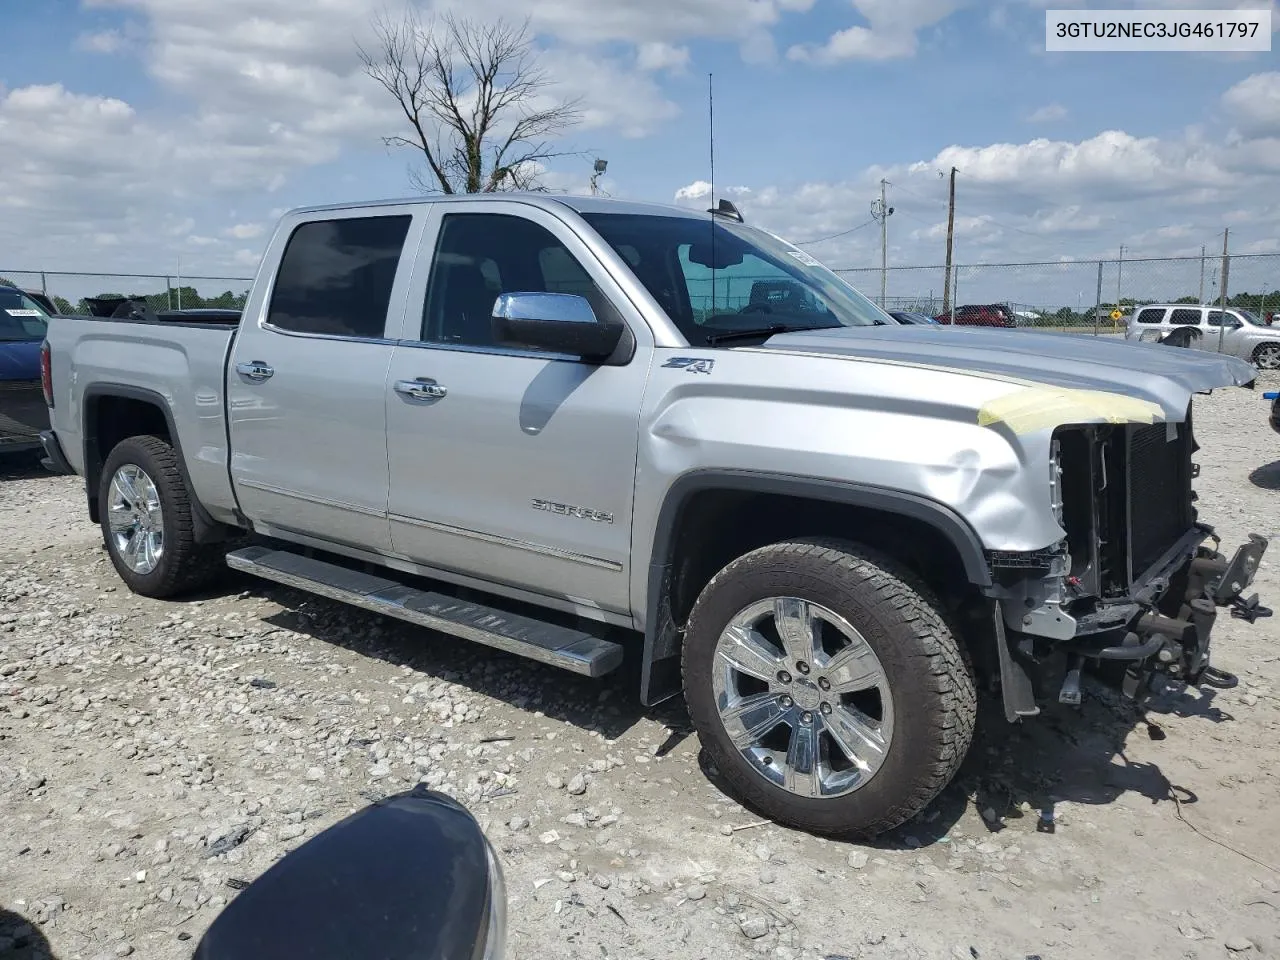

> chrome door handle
[236,360,274,382]
[394,378,447,401]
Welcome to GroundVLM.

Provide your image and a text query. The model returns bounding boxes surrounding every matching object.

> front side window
[0,287,51,341]
[581,213,886,346]
[420,213,608,348]
[266,215,411,338]
[1169,308,1202,326]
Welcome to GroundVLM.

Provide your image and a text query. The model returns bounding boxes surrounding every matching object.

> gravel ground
[3,378,1280,960]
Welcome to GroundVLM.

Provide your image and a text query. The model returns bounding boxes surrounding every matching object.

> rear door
[227,206,425,552]
[1166,306,1205,348]
[382,201,651,614]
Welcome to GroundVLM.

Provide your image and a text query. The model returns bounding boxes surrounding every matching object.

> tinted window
[421,213,608,347]
[582,213,885,345]
[267,216,411,338]
[1169,308,1202,326]
[1135,308,1165,324]
[0,287,51,340]
[1207,311,1242,327]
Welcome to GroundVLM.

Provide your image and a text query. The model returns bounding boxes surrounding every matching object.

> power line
[793,218,878,246]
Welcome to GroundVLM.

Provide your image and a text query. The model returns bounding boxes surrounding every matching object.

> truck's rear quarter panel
[48,316,239,519]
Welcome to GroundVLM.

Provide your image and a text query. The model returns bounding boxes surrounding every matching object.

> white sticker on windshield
[3,309,43,317]
[786,250,821,268]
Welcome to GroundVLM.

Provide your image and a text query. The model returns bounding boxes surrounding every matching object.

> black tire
[682,538,976,839]
[98,435,224,599]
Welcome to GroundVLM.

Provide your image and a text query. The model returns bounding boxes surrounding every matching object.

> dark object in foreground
[194,786,505,960]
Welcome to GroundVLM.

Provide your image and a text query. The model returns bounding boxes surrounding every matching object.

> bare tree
[359,10,582,194]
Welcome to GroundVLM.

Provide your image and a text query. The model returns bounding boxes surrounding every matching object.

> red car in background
[934,304,1018,328]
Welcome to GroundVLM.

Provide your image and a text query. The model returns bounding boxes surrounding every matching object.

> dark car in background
[0,286,52,455]
[935,304,1018,328]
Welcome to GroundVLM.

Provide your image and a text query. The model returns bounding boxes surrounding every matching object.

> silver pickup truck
[40,194,1269,838]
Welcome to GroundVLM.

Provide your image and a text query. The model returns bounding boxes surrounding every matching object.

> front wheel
[682,539,976,839]
[99,435,224,598]
[1253,342,1280,370]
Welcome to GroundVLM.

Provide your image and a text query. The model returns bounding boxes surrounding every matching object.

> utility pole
[1217,228,1230,353]
[871,179,894,307]
[942,166,957,318]
[1198,244,1206,302]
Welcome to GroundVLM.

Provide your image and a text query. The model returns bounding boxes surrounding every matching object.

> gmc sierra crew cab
[39,194,1269,838]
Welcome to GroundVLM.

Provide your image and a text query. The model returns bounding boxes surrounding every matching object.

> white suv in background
[1124,303,1280,369]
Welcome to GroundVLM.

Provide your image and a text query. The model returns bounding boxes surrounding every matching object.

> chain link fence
[0,270,252,316]
[4,256,1278,335]
[837,253,1280,333]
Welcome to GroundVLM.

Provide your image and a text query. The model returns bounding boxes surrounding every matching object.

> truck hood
[760,325,1256,421]
[0,340,42,380]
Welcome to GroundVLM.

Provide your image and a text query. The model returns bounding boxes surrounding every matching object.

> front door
[384,202,652,614]
[228,207,423,552]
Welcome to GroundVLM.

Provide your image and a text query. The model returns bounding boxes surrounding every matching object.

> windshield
[581,213,888,345]
[1237,309,1262,326]
[0,288,51,341]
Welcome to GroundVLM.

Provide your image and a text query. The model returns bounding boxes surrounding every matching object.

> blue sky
[1,0,1277,311]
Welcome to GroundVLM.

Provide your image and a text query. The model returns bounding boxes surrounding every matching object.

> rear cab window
[266,215,412,338]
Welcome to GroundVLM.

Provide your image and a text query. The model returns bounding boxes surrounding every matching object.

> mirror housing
[194,786,505,960]
[492,292,624,362]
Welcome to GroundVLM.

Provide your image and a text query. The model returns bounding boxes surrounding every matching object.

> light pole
[589,158,608,196]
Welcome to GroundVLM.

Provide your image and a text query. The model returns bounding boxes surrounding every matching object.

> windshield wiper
[705,323,842,345]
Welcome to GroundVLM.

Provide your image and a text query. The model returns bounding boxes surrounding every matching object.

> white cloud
[669,115,1280,283]
[1026,103,1067,123]
[675,180,713,201]
[788,0,962,63]
[428,0,801,46]
[74,29,127,53]
[225,223,265,240]
[1223,72,1280,139]
[637,41,691,72]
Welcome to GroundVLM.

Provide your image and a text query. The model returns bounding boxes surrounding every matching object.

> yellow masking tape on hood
[978,387,1164,435]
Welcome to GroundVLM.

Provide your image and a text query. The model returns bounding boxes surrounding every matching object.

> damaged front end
[986,410,1270,721]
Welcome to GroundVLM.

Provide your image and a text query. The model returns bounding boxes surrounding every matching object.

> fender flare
[82,382,231,544]
[639,469,992,705]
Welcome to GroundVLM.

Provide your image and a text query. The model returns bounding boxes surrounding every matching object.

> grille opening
[1127,421,1193,581]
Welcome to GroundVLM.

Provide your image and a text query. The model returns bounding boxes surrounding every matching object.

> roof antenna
[708,72,716,319]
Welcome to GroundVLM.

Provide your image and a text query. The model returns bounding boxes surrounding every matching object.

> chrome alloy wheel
[107,463,165,575]
[1255,343,1280,370]
[711,597,895,799]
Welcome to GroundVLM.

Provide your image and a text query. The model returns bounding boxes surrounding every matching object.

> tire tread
[682,537,976,839]
[100,435,224,598]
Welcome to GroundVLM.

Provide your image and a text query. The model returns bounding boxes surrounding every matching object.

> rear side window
[1169,308,1202,326]
[1135,308,1165,324]
[267,216,411,338]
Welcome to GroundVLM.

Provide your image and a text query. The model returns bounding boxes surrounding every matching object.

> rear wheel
[682,538,976,839]
[99,435,224,598]
[1253,343,1280,370]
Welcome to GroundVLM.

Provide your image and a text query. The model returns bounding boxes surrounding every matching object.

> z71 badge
[662,357,715,374]
[531,499,614,524]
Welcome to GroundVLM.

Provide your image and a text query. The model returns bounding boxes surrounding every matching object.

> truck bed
[43,314,241,523]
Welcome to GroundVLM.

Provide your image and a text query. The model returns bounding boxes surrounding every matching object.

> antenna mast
[708,72,716,318]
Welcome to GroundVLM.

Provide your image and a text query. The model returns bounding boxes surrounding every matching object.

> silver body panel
[48,194,1258,638]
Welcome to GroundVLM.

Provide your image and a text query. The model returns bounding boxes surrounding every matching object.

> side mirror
[492,292,623,363]
[194,786,506,960]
